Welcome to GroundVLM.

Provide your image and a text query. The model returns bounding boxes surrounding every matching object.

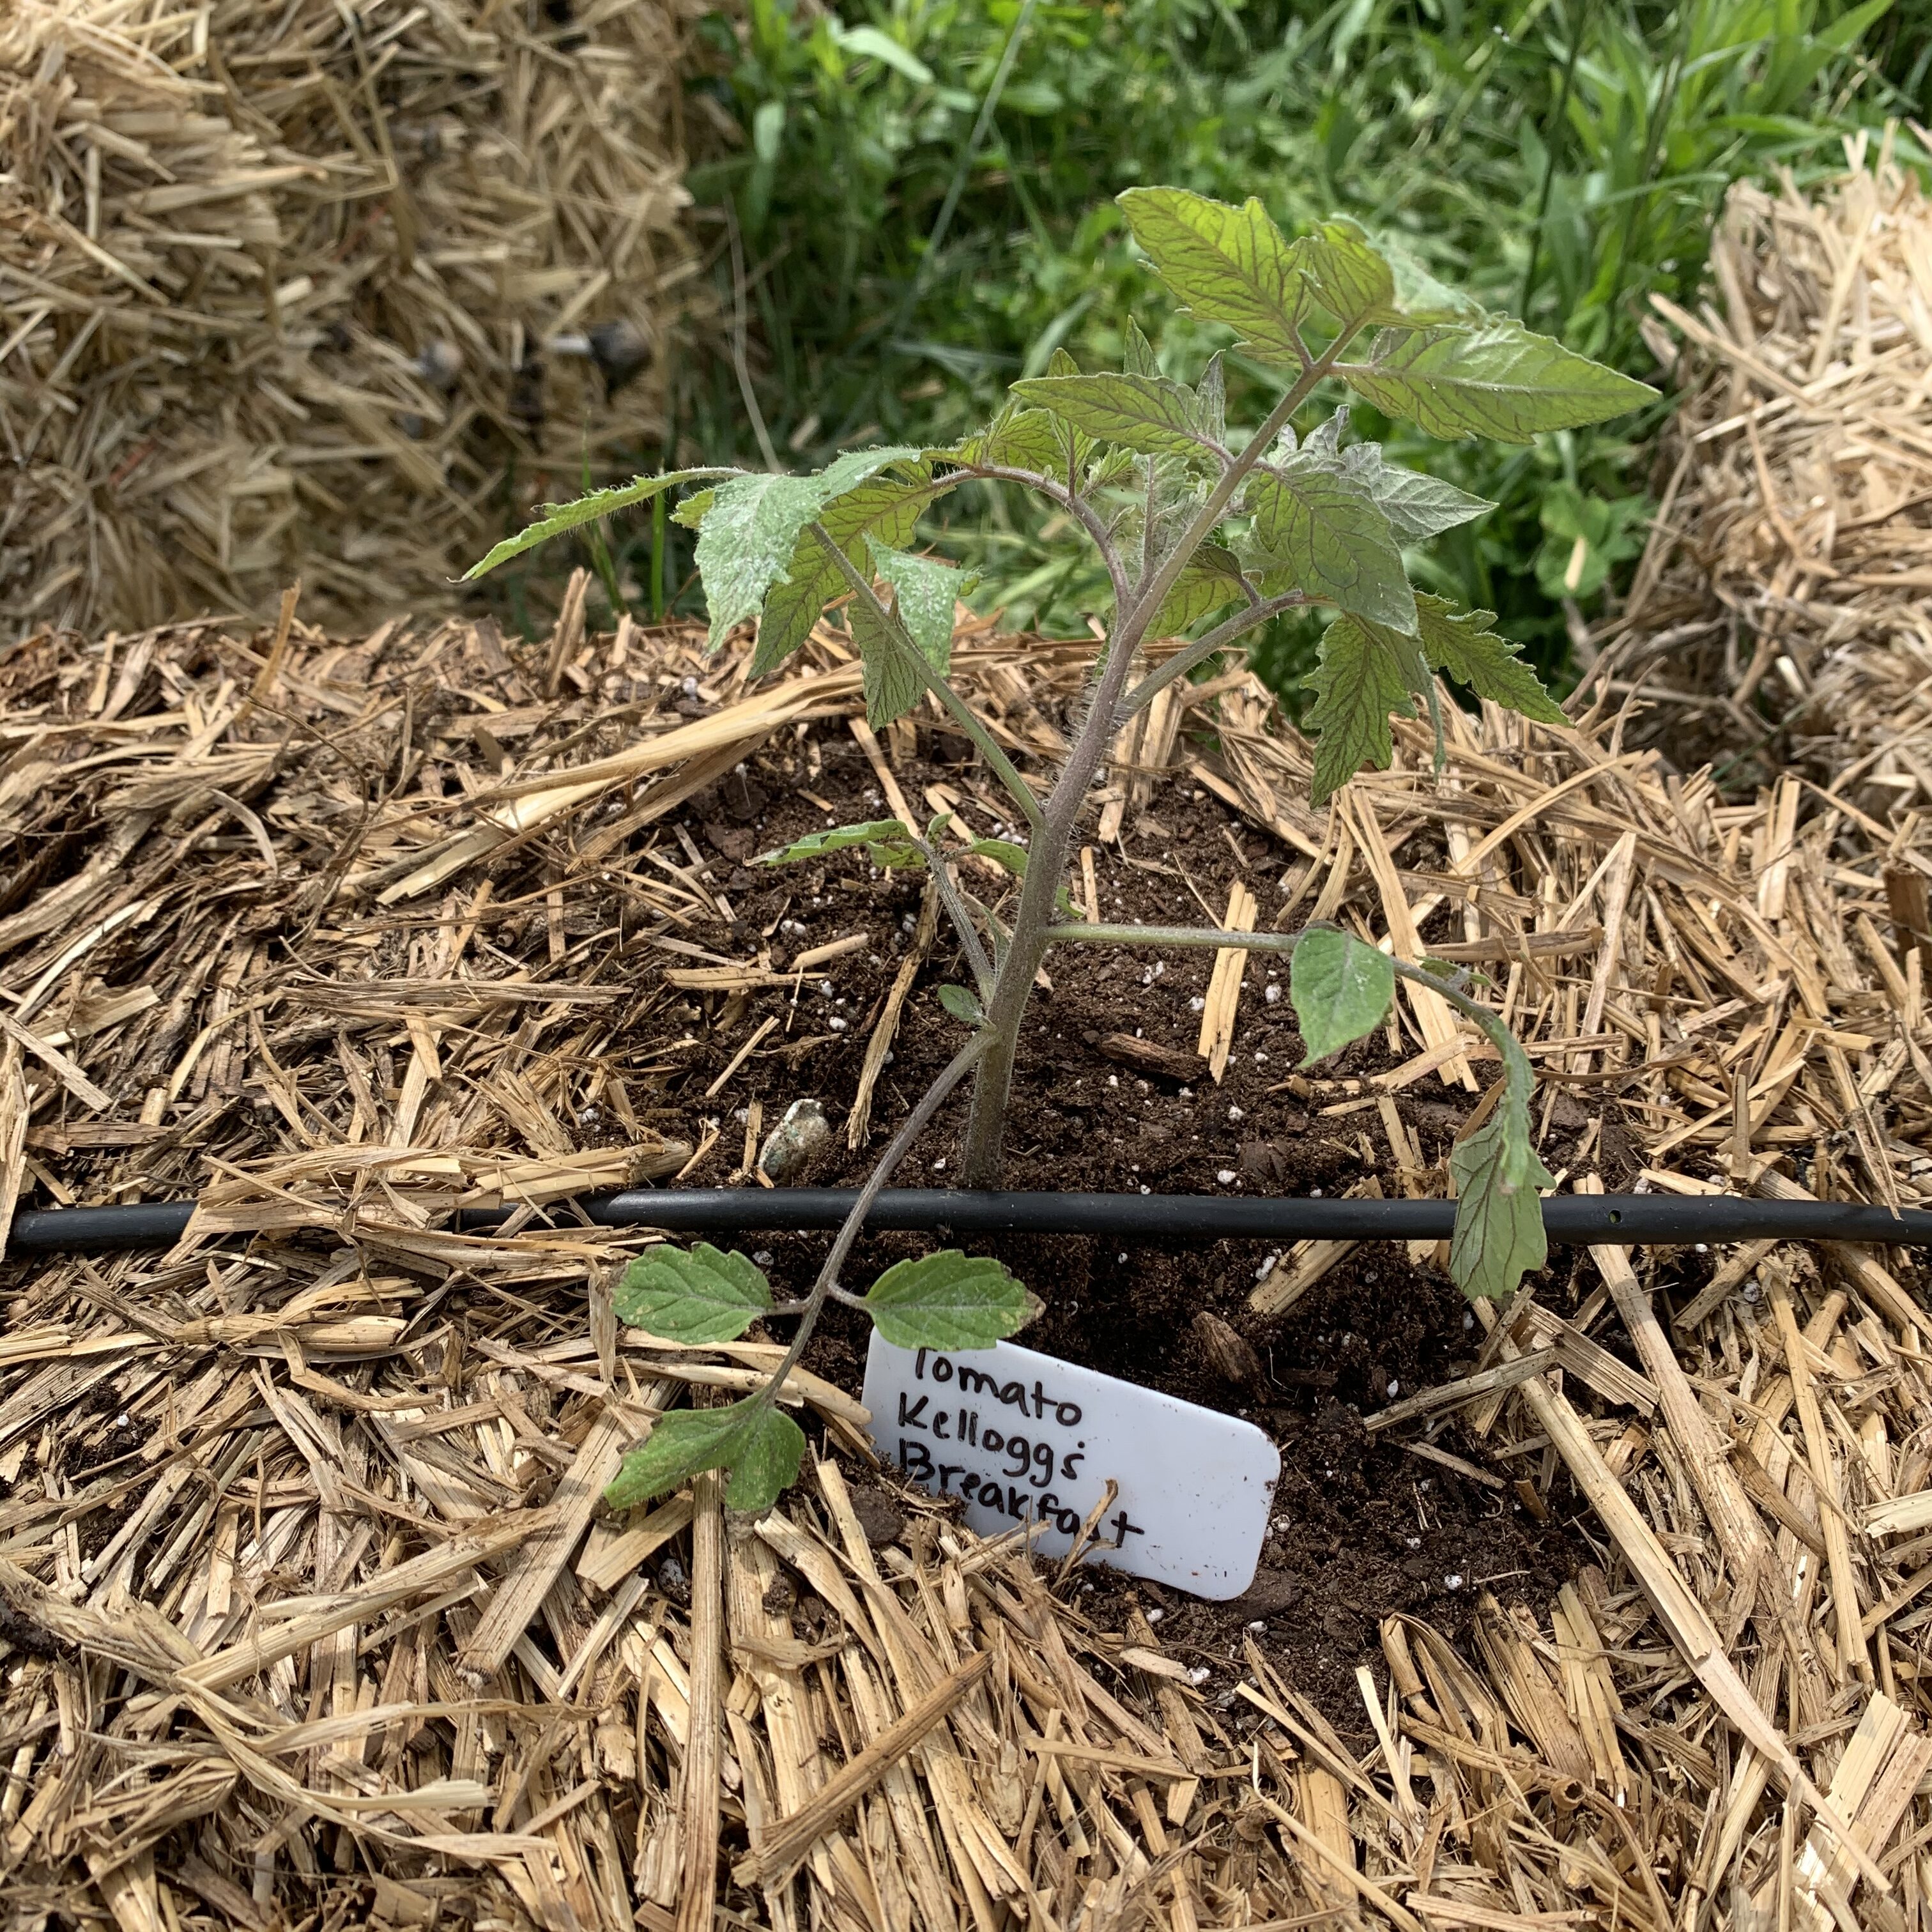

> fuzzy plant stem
[959,339,1351,1185]
[918,840,997,997]
[1118,587,1317,721]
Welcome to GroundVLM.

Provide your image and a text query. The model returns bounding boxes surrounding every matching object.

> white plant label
[861,1330,1280,1600]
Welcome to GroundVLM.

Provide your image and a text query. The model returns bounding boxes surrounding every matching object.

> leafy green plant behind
[653,0,1912,678]
[471,187,1652,1516]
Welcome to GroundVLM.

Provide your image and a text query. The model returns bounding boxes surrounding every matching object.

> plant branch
[1043,920,1300,953]
[1119,588,1321,719]
[1390,956,1534,1094]
[1108,320,1359,677]
[810,525,1045,835]
[764,1285,871,1316]
[1036,327,1358,872]
[917,838,996,995]
[1140,456,1160,599]
[950,463,1131,614]
[958,330,1361,1186]
[756,1031,990,1408]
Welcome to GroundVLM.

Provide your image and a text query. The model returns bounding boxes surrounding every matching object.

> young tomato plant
[469,188,1653,1512]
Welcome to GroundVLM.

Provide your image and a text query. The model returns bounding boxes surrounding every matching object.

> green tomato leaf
[1246,460,1415,632]
[990,413,1070,473]
[754,470,937,675]
[1352,222,1485,324]
[1148,544,1255,636]
[864,1250,1029,1350]
[1364,460,1496,544]
[1287,222,1395,329]
[721,1405,808,1512]
[1122,319,1160,379]
[964,837,1029,877]
[1115,452,1206,573]
[851,544,960,728]
[698,474,848,656]
[1289,930,1395,1066]
[670,487,717,530]
[603,1397,806,1514]
[1304,217,1485,326]
[956,406,1068,474]
[1039,348,1094,480]
[1448,1098,1556,1303]
[1086,446,1142,493]
[1116,188,1310,369]
[869,541,962,664]
[1266,418,1491,549]
[466,468,738,579]
[1197,352,1227,446]
[614,1243,771,1344]
[1009,372,1215,461]
[758,818,924,869]
[937,984,984,1026]
[1342,323,1657,444]
[757,815,916,861]
[1304,611,1427,806]
[694,448,921,654]
[1416,596,1567,725]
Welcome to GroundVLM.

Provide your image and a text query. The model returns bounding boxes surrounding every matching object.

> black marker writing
[895,1353,1126,1542]
[914,1349,1082,1425]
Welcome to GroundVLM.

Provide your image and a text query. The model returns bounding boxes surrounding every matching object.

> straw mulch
[1,585,1931,1932]
[1,0,706,640]
[1602,141,1932,827]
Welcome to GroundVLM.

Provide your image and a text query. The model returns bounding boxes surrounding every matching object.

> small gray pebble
[759,1099,832,1183]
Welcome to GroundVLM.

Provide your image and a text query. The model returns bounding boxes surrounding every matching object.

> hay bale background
[1,0,709,640]
[1597,140,1932,809]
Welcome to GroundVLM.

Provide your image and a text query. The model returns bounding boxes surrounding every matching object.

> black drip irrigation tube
[10,1188,1932,1257]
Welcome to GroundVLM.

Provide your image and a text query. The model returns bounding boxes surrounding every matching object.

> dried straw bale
[1601,137,1932,813]
[1,0,705,640]
[0,594,1929,1928]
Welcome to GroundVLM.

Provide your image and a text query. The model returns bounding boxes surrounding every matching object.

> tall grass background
[526,0,1930,700]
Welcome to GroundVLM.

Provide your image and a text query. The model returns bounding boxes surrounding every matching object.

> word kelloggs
[862,1332,1280,1599]
[892,1346,1116,1542]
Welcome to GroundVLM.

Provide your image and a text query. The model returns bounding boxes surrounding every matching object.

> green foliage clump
[610,1246,1029,1509]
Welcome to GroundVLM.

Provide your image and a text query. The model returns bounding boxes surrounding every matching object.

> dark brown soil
[642,721,1620,1738]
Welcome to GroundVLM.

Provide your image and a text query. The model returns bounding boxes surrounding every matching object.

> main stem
[960,344,1346,1185]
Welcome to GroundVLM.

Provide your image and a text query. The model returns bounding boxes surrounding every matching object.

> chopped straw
[0,574,1928,1928]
